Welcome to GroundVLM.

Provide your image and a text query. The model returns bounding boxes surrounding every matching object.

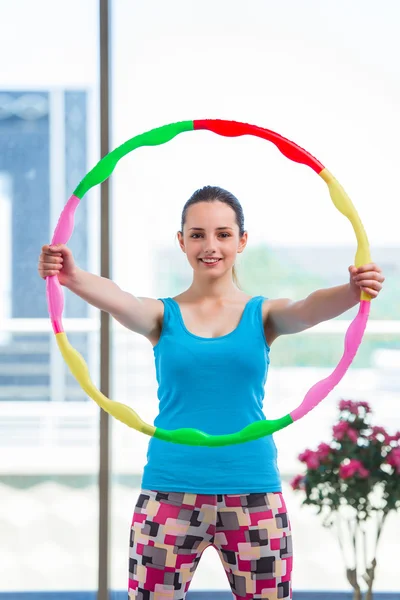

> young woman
[38,185,384,599]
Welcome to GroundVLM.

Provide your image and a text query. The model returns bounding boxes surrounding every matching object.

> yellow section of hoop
[55,332,156,435]
[319,168,372,302]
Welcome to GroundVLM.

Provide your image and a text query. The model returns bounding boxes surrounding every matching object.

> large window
[0,0,100,593]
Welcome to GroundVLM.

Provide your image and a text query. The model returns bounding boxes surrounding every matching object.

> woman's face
[178,201,247,274]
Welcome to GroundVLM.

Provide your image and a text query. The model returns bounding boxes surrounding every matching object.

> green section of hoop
[73,120,195,199]
[153,414,293,446]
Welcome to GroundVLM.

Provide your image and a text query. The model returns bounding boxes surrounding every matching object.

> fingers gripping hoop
[46,120,371,447]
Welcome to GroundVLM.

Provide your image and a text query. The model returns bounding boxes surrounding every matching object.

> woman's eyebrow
[189,227,234,231]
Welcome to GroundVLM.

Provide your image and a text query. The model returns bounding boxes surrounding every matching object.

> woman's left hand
[348,263,385,299]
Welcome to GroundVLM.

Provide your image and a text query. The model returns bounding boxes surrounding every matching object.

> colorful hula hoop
[46,119,371,446]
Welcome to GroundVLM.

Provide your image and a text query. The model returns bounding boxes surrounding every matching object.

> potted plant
[291,399,400,600]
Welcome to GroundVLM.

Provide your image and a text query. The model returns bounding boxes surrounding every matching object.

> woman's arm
[266,263,385,337]
[38,244,160,337]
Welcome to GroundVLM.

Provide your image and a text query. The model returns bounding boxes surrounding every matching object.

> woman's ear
[238,230,248,253]
[177,230,185,252]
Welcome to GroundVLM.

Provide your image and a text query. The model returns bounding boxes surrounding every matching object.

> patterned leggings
[128,489,293,599]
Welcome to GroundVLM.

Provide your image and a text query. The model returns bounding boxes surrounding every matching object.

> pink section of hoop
[46,195,80,332]
[51,194,80,245]
[290,300,370,422]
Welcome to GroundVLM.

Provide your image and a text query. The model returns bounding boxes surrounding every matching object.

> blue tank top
[141,295,282,494]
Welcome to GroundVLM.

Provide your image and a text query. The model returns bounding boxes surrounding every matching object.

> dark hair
[180,185,245,289]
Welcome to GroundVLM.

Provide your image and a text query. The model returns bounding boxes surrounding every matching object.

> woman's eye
[191,233,230,239]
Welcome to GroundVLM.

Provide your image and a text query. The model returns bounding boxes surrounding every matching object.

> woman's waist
[147,433,277,462]
[154,408,266,434]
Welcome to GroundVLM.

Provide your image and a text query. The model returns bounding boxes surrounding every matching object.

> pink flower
[388,431,400,444]
[333,421,360,444]
[369,426,390,444]
[339,461,358,479]
[339,400,359,414]
[358,465,370,478]
[387,448,400,474]
[333,420,349,441]
[339,399,371,415]
[346,428,359,444]
[339,459,370,480]
[290,474,305,491]
[317,442,332,461]
[298,449,320,470]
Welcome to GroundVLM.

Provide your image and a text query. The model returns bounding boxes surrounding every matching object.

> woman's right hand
[38,244,77,286]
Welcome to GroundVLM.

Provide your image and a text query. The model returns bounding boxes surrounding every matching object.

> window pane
[110,0,400,595]
[0,0,100,593]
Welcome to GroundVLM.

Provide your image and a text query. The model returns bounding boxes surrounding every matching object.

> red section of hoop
[193,119,325,174]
